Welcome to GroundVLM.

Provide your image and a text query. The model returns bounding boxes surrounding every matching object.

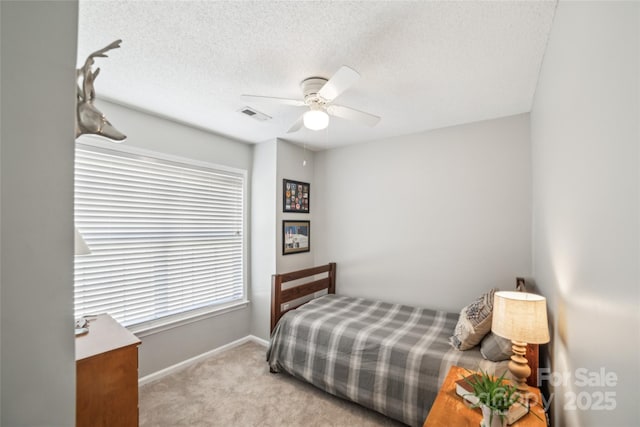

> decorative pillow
[480,332,513,361]
[450,288,497,351]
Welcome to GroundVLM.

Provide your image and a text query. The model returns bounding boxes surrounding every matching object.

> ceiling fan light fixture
[303,109,329,131]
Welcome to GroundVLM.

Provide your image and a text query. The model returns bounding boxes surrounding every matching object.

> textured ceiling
[78,1,557,150]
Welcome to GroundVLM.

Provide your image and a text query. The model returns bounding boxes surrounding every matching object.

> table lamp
[491,291,550,392]
[75,227,91,255]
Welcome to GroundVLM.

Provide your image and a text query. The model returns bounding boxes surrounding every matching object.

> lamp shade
[75,227,91,255]
[492,291,550,344]
[303,109,329,130]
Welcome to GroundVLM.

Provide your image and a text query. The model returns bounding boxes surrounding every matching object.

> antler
[75,39,126,141]
[77,39,122,102]
[83,39,122,63]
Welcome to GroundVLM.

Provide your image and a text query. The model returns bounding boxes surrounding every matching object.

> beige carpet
[139,341,405,427]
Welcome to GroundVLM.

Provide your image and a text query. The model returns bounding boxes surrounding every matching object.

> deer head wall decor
[76,39,126,141]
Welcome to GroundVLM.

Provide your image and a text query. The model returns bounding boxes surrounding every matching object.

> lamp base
[508,340,530,393]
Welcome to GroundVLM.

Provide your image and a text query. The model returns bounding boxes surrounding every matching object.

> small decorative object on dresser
[283,179,310,213]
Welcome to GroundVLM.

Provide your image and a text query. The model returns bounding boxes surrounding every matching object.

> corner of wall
[250,140,278,340]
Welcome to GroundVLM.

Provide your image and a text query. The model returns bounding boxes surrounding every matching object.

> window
[74,143,246,328]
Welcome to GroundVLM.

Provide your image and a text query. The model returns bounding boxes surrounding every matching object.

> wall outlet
[283,303,290,310]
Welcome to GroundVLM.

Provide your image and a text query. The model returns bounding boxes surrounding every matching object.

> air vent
[238,106,271,121]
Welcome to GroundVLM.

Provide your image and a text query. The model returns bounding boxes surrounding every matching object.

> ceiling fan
[242,66,381,132]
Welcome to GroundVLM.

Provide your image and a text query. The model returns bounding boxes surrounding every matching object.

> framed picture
[283,179,310,213]
[282,220,310,255]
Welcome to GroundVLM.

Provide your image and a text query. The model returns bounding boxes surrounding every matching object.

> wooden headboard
[270,262,336,333]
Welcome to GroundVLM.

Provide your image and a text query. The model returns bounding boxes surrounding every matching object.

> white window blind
[74,144,245,327]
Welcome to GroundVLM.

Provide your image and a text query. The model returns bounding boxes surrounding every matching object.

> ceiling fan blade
[327,104,380,127]
[287,115,304,133]
[242,94,305,107]
[318,66,360,101]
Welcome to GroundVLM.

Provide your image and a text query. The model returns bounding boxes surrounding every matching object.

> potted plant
[463,370,520,427]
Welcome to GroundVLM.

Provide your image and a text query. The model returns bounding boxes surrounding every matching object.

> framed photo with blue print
[283,179,310,213]
[282,220,310,255]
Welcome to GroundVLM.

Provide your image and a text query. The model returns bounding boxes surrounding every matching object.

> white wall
[94,100,253,171]
[530,2,639,426]
[314,114,532,312]
[250,140,278,341]
[0,2,3,422]
[1,1,78,424]
[249,139,316,341]
[276,140,315,274]
[88,100,254,376]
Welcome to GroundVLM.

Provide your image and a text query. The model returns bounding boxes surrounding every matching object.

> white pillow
[450,288,497,351]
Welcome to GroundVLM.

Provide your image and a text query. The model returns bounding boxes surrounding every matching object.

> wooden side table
[76,314,141,427]
[423,365,546,427]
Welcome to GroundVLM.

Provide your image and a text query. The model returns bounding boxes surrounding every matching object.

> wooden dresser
[76,314,141,427]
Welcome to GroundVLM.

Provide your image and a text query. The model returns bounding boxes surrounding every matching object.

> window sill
[129,300,250,338]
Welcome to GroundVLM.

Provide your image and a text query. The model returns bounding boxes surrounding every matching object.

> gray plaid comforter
[267,294,505,426]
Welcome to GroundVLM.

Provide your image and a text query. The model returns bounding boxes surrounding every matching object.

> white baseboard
[138,334,269,386]
[249,334,269,347]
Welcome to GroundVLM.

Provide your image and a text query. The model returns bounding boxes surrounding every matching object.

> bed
[267,263,538,426]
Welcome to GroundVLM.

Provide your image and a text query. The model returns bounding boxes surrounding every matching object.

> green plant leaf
[461,369,545,423]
